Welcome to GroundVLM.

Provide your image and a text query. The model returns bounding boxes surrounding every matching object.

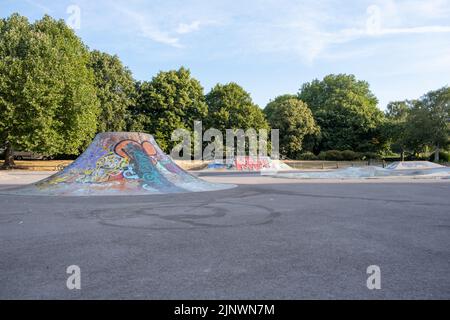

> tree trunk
[1,141,15,169]
[434,145,440,162]
[400,150,405,162]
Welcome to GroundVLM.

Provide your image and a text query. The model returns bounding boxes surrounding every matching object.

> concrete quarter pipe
[5,132,235,196]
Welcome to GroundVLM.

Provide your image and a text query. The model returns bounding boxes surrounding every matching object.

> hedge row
[299,150,450,162]
[299,150,380,161]
[387,151,450,162]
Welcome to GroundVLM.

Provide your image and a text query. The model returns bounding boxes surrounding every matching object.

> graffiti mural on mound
[12,132,235,196]
[207,156,292,171]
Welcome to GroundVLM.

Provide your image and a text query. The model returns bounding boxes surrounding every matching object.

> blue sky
[2,0,450,110]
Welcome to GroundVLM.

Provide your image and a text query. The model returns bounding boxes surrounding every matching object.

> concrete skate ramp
[273,165,450,180]
[5,132,235,196]
[385,161,445,170]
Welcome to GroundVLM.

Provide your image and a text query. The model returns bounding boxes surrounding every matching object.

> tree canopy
[0,14,99,167]
[264,95,320,158]
[298,74,384,152]
[129,67,208,152]
[381,88,450,161]
[205,82,269,131]
[89,50,136,133]
[405,87,450,160]
[382,100,413,160]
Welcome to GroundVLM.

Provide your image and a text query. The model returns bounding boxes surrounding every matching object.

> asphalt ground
[0,171,449,299]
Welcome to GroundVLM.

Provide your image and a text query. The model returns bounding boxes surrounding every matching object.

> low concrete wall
[0,160,72,171]
[283,160,386,169]
[2,160,448,171]
[0,160,208,171]
[176,160,387,170]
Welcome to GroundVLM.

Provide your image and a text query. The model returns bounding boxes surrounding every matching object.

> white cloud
[99,4,219,48]
[66,0,450,59]
[364,1,450,35]
[24,0,51,13]
[137,18,182,48]
[176,21,201,34]
[110,4,182,48]
[264,0,450,62]
[374,25,450,35]
[397,0,450,19]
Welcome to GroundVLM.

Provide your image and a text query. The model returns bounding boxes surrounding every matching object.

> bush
[341,150,360,161]
[327,150,344,160]
[316,150,379,161]
[317,150,361,161]
[316,150,343,161]
[362,152,381,160]
[298,152,318,160]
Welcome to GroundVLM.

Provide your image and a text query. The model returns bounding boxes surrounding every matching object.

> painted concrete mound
[207,156,292,171]
[6,132,235,196]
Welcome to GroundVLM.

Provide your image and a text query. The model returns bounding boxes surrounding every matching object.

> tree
[0,14,99,169]
[298,74,384,152]
[205,82,269,131]
[420,87,449,161]
[129,67,208,152]
[386,100,411,120]
[264,95,320,158]
[205,83,269,157]
[89,50,136,132]
[406,87,450,161]
[383,100,413,161]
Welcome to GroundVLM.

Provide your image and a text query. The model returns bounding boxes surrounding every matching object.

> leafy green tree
[386,100,411,120]
[298,74,384,152]
[89,50,136,132]
[205,83,269,157]
[205,82,269,131]
[406,87,450,161]
[0,14,99,168]
[129,67,208,152]
[264,95,320,158]
[383,100,413,161]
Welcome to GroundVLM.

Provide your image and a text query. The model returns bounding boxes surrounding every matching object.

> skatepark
[2,0,450,306]
[0,133,449,299]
